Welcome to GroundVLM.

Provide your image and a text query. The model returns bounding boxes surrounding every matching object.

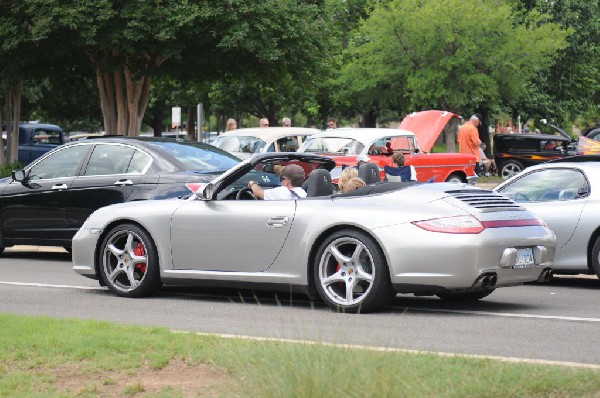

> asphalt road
[1,246,599,367]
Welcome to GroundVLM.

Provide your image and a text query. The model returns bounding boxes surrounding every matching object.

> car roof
[494,133,572,142]
[218,127,320,142]
[19,123,63,131]
[305,128,416,146]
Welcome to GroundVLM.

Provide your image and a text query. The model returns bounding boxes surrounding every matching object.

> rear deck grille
[446,189,522,210]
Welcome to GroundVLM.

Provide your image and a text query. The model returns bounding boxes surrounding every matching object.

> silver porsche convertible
[73,153,555,313]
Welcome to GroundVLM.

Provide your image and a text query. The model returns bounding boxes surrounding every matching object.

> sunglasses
[280,175,289,182]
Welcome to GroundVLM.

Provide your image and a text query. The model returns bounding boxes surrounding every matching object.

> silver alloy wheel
[501,161,523,179]
[102,229,149,293]
[318,237,375,307]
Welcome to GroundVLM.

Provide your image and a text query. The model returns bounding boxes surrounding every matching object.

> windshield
[300,137,364,155]
[146,141,239,172]
[213,135,267,154]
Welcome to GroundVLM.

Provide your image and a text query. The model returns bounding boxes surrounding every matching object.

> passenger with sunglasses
[247,164,307,200]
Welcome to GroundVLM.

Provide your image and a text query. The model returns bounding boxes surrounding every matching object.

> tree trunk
[362,110,377,128]
[186,105,196,141]
[0,101,4,165]
[3,80,23,164]
[445,117,459,153]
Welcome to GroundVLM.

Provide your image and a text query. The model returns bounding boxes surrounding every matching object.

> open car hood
[398,110,459,152]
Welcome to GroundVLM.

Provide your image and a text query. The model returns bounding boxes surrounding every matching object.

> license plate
[514,248,535,268]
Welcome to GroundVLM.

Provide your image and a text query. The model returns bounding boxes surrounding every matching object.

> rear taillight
[413,215,545,234]
[185,183,206,194]
[412,215,484,234]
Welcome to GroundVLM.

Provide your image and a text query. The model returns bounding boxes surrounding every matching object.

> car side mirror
[12,169,26,182]
[198,183,214,200]
[578,186,590,197]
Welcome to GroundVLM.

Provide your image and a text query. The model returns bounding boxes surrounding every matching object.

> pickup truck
[12,123,66,165]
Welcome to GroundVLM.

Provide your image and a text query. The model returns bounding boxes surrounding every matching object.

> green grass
[1,313,599,397]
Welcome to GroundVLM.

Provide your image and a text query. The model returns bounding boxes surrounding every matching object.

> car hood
[577,135,600,155]
[398,110,459,152]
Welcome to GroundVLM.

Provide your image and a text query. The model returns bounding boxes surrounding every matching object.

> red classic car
[298,110,477,183]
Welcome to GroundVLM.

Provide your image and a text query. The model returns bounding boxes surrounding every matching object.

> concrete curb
[5,245,68,253]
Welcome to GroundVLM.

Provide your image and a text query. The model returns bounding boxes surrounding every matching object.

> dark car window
[146,141,239,172]
[28,145,89,180]
[33,129,62,145]
[85,144,137,176]
[127,150,152,173]
[498,168,587,202]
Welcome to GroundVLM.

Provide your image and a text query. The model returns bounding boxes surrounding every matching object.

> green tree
[514,0,600,125]
[337,0,568,137]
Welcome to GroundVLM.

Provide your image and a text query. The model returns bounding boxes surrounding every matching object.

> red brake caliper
[133,243,147,274]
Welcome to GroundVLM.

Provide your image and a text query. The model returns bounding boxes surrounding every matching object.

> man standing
[458,115,482,166]
[259,118,269,127]
[281,117,291,127]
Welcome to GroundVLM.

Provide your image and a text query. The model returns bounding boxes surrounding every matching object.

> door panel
[170,200,296,272]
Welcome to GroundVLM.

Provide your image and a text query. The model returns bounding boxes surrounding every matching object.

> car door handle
[114,179,133,186]
[51,184,68,190]
[266,216,288,228]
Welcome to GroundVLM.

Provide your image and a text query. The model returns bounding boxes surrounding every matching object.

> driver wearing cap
[247,164,307,200]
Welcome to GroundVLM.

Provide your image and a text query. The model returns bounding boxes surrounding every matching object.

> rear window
[146,141,239,172]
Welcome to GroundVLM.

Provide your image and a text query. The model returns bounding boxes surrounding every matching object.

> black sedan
[0,136,239,253]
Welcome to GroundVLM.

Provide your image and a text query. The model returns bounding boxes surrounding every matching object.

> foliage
[513,0,600,125]
[336,0,569,122]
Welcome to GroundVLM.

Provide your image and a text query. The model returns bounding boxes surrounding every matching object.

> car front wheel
[591,237,600,279]
[445,173,464,183]
[99,223,161,297]
[314,230,395,313]
[500,160,524,179]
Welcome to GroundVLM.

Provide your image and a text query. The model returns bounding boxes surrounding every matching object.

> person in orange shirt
[458,115,482,166]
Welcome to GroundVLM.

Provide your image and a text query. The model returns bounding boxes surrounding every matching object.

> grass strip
[0,312,599,397]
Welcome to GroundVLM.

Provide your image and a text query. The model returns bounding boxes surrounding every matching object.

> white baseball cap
[357,154,371,163]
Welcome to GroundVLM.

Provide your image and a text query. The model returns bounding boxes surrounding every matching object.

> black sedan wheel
[591,237,600,279]
[99,223,161,297]
[314,230,395,313]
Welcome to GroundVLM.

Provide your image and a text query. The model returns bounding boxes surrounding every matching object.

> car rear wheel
[591,237,600,279]
[314,229,395,313]
[445,173,464,183]
[499,160,523,179]
[435,289,495,301]
[99,223,161,298]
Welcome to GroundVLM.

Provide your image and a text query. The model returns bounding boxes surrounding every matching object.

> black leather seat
[358,162,381,184]
[305,169,333,197]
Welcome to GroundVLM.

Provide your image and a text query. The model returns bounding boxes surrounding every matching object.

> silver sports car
[73,153,555,313]
[495,156,600,278]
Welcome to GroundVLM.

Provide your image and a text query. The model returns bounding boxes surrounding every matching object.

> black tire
[500,160,523,179]
[445,173,465,183]
[591,237,600,279]
[435,289,495,302]
[98,223,161,298]
[313,229,395,313]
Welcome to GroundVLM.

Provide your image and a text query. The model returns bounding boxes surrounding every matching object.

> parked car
[3,123,67,165]
[493,133,575,179]
[0,136,239,253]
[494,155,600,278]
[213,127,319,159]
[298,111,477,183]
[72,152,555,313]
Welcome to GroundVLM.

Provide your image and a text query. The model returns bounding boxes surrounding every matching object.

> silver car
[73,153,555,313]
[495,156,600,278]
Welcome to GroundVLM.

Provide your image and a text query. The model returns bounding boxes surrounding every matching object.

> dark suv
[493,133,576,179]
